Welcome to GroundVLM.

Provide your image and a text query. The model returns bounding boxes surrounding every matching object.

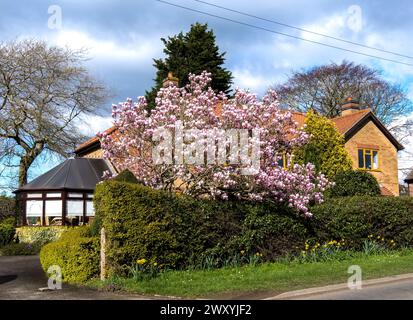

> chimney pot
[163,72,179,87]
[340,97,360,116]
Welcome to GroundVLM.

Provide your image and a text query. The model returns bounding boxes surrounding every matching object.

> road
[0,255,150,300]
[294,279,413,300]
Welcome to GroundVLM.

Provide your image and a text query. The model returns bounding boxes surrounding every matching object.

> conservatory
[14,158,112,226]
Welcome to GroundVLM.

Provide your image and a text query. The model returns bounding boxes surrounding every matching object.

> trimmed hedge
[16,226,69,246]
[39,227,100,284]
[328,170,381,197]
[0,217,15,247]
[113,169,139,184]
[0,242,40,256]
[94,180,310,275]
[311,196,413,247]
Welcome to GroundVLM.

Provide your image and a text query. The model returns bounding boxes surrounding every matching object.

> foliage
[0,196,15,221]
[293,110,352,179]
[0,217,15,246]
[101,71,329,216]
[145,23,233,110]
[112,169,139,184]
[94,180,242,276]
[129,258,161,281]
[94,180,320,275]
[0,242,40,256]
[15,226,69,247]
[218,201,311,262]
[39,226,100,284]
[310,196,413,248]
[327,170,381,197]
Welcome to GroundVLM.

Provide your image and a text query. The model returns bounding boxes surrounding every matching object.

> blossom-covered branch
[99,71,329,216]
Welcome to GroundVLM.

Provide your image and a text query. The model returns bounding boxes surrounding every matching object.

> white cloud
[77,114,113,137]
[232,68,283,95]
[52,29,161,63]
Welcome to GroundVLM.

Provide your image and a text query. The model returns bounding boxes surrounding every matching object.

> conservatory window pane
[45,200,62,226]
[26,200,43,216]
[68,193,83,198]
[27,193,42,198]
[46,193,61,198]
[87,194,94,199]
[67,200,84,216]
[45,201,62,215]
[86,201,94,216]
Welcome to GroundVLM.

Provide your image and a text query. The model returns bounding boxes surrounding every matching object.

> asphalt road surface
[295,279,413,300]
[0,255,149,300]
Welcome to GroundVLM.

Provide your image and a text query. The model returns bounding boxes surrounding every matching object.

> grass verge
[89,249,413,298]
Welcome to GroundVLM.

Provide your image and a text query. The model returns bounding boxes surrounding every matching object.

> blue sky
[1,0,413,192]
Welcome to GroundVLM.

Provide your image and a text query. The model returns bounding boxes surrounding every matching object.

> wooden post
[100,227,106,280]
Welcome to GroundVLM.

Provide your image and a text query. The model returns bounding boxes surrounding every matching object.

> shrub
[94,180,310,275]
[0,217,15,246]
[39,226,100,284]
[293,110,353,179]
[328,170,381,197]
[112,169,139,184]
[310,196,413,248]
[215,202,311,262]
[0,242,40,256]
[15,226,69,246]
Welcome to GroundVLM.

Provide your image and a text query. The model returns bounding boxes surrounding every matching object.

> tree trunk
[18,143,44,187]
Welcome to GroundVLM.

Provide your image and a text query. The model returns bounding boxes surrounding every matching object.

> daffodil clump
[362,234,397,254]
[298,239,348,262]
[129,258,160,281]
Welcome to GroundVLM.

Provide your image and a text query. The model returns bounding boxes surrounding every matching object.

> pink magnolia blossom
[99,71,330,217]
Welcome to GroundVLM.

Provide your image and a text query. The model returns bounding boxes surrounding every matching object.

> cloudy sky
[1,0,413,187]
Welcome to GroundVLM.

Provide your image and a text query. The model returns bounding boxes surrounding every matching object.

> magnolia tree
[99,71,329,216]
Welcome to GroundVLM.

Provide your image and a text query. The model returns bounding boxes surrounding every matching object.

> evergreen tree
[145,23,232,111]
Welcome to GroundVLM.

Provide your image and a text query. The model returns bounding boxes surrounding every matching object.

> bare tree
[273,61,413,140]
[0,40,108,188]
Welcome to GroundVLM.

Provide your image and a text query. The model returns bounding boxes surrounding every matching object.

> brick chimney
[162,72,179,87]
[340,97,360,116]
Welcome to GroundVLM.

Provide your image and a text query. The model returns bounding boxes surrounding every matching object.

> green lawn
[90,250,413,298]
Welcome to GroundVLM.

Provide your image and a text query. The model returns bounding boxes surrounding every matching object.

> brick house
[15,94,404,226]
[291,98,404,196]
[75,97,404,196]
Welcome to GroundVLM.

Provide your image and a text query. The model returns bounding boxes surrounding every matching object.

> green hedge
[328,170,381,197]
[310,196,413,247]
[0,217,15,246]
[39,227,100,284]
[16,226,69,246]
[0,242,40,256]
[94,180,310,275]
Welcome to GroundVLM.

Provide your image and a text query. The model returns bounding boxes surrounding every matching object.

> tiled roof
[291,109,370,135]
[331,109,370,134]
[75,126,116,153]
